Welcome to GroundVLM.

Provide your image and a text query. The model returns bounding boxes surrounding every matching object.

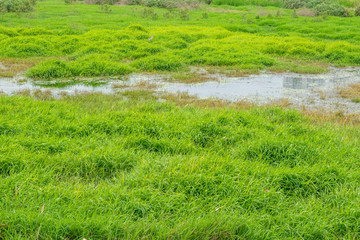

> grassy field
[0,92,359,239]
[1,0,360,239]
[1,0,360,78]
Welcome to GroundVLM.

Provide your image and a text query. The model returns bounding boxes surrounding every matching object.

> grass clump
[131,54,184,71]
[338,83,360,103]
[27,58,133,79]
[73,56,134,77]
[27,60,74,79]
[246,141,319,167]
[276,168,343,197]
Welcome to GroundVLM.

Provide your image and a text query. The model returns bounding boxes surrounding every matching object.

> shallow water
[1,67,359,113]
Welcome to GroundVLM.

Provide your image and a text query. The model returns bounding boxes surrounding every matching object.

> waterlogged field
[1,0,360,239]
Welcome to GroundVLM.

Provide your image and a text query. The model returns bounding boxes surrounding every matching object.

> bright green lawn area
[0,93,360,239]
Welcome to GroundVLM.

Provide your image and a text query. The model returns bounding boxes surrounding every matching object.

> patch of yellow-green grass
[338,83,360,102]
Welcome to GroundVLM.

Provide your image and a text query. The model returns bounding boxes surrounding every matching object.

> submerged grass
[0,93,360,239]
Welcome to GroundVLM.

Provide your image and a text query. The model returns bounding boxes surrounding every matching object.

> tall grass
[0,93,359,239]
[0,0,359,78]
[0,24,359,79]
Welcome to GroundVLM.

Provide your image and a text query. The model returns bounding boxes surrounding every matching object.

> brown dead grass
[265,98,292,108]
[0,58,42,78]
[204,66,257,77]
[14,89,32,97]
[114,0,127,5]
[33,89,53,100]
[338,83,360,100]
[297,8,316,17]
[167,72,217,83]
[117,89,158,101]
[302,107,360,126]
[13,89,54,100]
[257,9,268,16]
[162,91,360,126]
[112,83,129,89]
[162,92,254,109]
[134,80,160,89]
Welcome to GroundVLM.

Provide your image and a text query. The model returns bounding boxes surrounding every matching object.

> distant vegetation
[356,6,360,16]
[84,0,212,8]
[0,0,37,12]
[212,0,283,7]
[213,0,357,16]
[213,0,358,8]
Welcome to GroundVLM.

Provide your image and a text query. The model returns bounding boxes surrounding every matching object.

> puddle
[0,78,115,95]
[1,67,359,113]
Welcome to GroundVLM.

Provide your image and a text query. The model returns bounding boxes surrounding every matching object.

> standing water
[1,67,359,113]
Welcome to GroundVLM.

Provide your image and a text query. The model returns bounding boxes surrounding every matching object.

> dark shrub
[355,6,360,16]
[314,3,349,17]
[0,0,37,13]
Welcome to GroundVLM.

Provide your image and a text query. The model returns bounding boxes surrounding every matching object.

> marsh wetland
[1,0,360,239]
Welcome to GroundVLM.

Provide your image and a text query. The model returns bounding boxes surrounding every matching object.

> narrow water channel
[1,67,359,113]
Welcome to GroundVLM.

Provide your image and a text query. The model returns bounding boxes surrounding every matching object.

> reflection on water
[159,75,349,101]
[283,77,326,89]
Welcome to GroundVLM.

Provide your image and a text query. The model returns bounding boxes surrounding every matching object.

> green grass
[1,1,360,239]
[0,93,360,239]
[0,0,360,78]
